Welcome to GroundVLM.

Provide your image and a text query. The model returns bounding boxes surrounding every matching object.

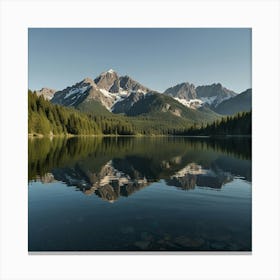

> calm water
[28,136,251,251]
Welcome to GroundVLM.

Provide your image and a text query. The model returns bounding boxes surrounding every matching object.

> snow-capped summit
[51,70,152,112]
[48,68,242,116]
[164,82,237,109]
[107,69,115,74]
[94,69,120,92]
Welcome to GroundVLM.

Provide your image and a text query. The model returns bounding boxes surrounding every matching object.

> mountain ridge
[33,69,250,124]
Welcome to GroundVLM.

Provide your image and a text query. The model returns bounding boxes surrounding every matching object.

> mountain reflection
[29,136,251,202]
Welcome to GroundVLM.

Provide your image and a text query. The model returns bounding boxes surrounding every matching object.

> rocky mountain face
[196,83,237,107]
[51,76,122,110]
[164,82,196,100]
[51,78,95,106]
[119,75,150,93]
[51,69,151,113]
[94,69,120,92]
[46,69,250,119]
[163,82,237,109]
[36,87,56,100]
[112,90,146,114]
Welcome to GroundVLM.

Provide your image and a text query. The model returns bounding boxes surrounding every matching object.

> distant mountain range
[35,69,251,120]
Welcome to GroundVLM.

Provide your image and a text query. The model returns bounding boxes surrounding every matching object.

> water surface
[28,136,251,251]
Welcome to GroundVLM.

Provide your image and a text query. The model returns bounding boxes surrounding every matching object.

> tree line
[28,90,252,136]
[175,111,252,136]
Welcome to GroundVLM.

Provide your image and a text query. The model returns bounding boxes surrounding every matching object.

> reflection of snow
[172,163,207,178]
[96,161,147,187]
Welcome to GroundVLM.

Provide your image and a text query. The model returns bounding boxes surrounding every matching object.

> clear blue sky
[28,28,251,93]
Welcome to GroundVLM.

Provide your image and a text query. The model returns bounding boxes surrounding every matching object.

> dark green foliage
[28,136,251,181]
[28,90,101,136]
[177,111,252,136]
[76,99,111,116]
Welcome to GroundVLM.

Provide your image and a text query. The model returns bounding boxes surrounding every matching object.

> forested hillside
[28,91,193,136]
[28,90,102,136]
[176,111,252,136]
[28,90,251,136]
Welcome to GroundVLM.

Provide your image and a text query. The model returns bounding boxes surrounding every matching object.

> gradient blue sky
[28,28,251,93]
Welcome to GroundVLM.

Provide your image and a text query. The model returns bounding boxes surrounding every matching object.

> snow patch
[172,163,207,178]
[107,69,115,74]
[175,98,203,109]
[110,96,125,112]
[176,95,234,108]
[200,96,216,105]
[119,88,129,96]
[99,89,115,99]
[137,89,146,94]
[212,95,232,107]
[64,86,89,99]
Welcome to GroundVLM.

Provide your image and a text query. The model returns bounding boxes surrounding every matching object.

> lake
[28,136,251,252]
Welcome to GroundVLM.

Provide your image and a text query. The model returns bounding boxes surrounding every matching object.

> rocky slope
[35,87,56,100]
[45,69,250,122]
[164,82,237,109]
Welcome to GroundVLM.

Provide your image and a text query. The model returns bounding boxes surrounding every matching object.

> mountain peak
[36,87,56,100]
[101,69,116,75]
[107,69,115,73]
[164,82,196,100]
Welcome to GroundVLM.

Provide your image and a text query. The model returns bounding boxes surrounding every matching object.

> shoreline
[28,133,252,139]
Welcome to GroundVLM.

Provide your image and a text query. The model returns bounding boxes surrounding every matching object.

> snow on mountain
[175,98,203,109]
[107,69,115,74]
[51,78,95,107]
[64,86,90,100]
[195,83,237,107]
[49,69,242,115]
[164,82,237,109]
[200,96,216,105]
[50,71,151,112]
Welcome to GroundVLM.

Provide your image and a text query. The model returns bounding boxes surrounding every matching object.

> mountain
[163,82,237,109]
[164,82,196,99]
[51,70,151,114]
[107,73,151,113]
[44,69,254,129]
[196,83,237,107]
[214,88,252,115]
[94,69,120,92]
[125,92,220,123]
[119,75,150,93]
[48,70,222,126]
[51,77,115,113]
[112,90,146,114]
[36,87,56,100]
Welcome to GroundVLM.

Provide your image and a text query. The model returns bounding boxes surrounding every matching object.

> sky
[28,28,251,93]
